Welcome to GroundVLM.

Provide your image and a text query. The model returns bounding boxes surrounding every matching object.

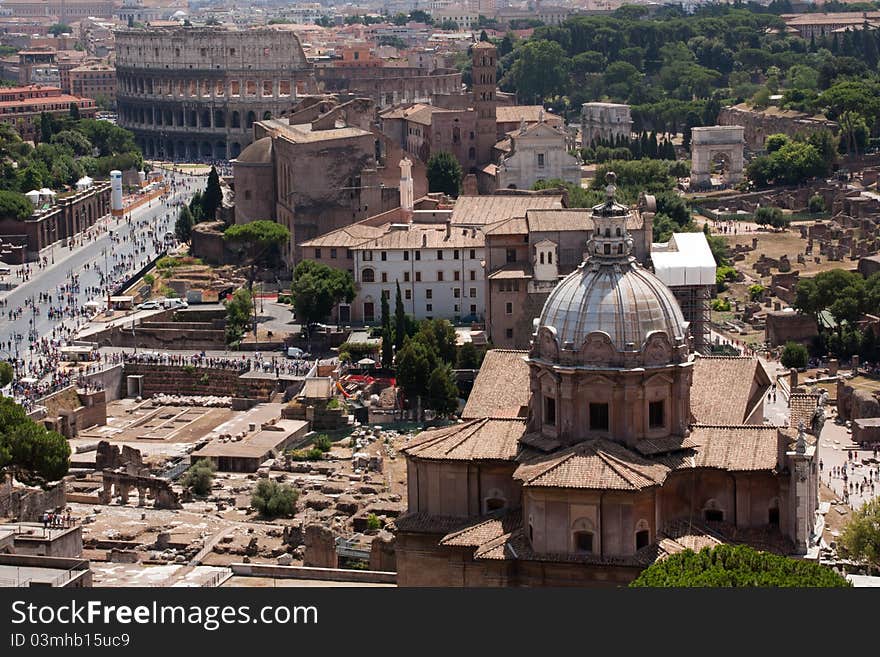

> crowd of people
[118,350,314,377]
[0,169,204,407]
[822,447,880,508]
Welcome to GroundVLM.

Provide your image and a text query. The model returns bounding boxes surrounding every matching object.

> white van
[163,298,188,309]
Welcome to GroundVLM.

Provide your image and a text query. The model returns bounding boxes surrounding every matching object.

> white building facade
[353,225,486,325]
[496,121,582,191]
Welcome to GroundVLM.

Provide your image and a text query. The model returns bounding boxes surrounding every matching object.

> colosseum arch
[689,125,744,189]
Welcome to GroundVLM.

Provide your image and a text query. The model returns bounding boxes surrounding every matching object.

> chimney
[422,233,427,247]
[445,222,450,239]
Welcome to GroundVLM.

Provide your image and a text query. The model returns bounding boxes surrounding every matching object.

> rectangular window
[437,271,444,281]
[513,280,520,292]
[454,304,460,312]
[453,288,460,298]
[315,248,321,259]
[590,403,609,431]
[470,304,476,314]
[363,251,373,261]
[381,272,388,283]
[469,288,477,298]
[330,248,337,259]
[381,251,387,261]
[470,249,476,259]
[649,400,665,429]
[405,289,411,300]
[346,249,353,259]
[415,251,421,261]
[545,396,556,425]
[506,248,516,263]
[454,250,459,260]
[470,270,476,281]
[426,303,432,312]
[505,328,513,339]
[415,272,421,282]
[537,153,545,167]
[505,302,513,315]
[426,289,432,299]
[404,251,409,261]
[437,250,443,260]
[404,271,410,282]
[454,271,460,281]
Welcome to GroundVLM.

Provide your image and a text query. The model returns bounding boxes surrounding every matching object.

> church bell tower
[471,41,497,167]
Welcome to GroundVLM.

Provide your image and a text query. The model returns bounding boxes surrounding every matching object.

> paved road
[0,168,206,385]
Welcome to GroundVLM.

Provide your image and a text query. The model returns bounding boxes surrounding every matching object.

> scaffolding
[651,232,717,355]
[670,284,712,354]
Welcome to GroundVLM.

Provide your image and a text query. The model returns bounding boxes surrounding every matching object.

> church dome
[533,173,690,368]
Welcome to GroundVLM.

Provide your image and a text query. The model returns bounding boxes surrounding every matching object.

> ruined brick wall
[122,363,276,401]
[837,380,880,421]
[718,105,838,151]
[0,481,66,521]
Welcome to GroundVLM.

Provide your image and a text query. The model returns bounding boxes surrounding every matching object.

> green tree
[224,221,291,334]
[808,194,826,214]
[49,23,71,35]
[39,112,54,143]
[175,205,194,243]
[426,364,459,416]
[0,362,13,387]
[182,459,215,496]
[507,39,570,102]
[394,281,406,350]
[0,191,33,221]
[224,288,253,344]
[754,206,789,230]
[0,397,70,485]
[201,165,223,221]
[395,338,437,403]
[456,341,480,369]
[631,545,850,587]
[380,291,393,368]
[68,102,80,121]
[794,269,867,338]
[290,260,356,345]
[251,479,299,518]
[840,497,880,568]
[781,341,809,369]
[426,152,463,197]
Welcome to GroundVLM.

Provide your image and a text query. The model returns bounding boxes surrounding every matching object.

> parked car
[163,298,188,309]
[136,300,161,310]
[287,347,307,359]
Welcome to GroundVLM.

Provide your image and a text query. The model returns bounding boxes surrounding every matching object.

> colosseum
[115,26,316,161]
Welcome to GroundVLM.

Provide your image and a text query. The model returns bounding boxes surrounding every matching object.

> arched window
[361,268,375,283]
[539,252,544,264]
[616,227,621,237]
[548,251,553,264]
[768,498,780,526]
[635,519,650,550]
[604,227,610,237]
[484,488,506,513]
[703,499,724,523]
[571,518,595,554]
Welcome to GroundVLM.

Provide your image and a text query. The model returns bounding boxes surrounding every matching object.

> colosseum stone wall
[115,26,316,161]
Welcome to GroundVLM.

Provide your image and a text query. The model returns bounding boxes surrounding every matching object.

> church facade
[395,174,819,587]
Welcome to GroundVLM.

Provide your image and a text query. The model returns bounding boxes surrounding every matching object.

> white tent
[24,189,41,206]
[75,176,93,190]
[651,232,716,287]
[357,358,377,366]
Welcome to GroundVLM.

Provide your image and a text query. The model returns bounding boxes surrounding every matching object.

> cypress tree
[381,291,393,367]
[394,281,406,350]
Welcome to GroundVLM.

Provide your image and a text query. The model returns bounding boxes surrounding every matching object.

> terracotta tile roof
[402,418,525,461]
[519,432,563,452]
[461,350,530,420]
[356,222,484,250]
[789,393,819,431]
[484,215,529,235]
[496,105,563,125]
[450,195,563,226]
[684,425,781,472]
[440,509,522,547]
[514,439,671,490]
[634,434,698,456]
[690,356,771,425]
[392,512,472,535]
[299,221,390,248]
